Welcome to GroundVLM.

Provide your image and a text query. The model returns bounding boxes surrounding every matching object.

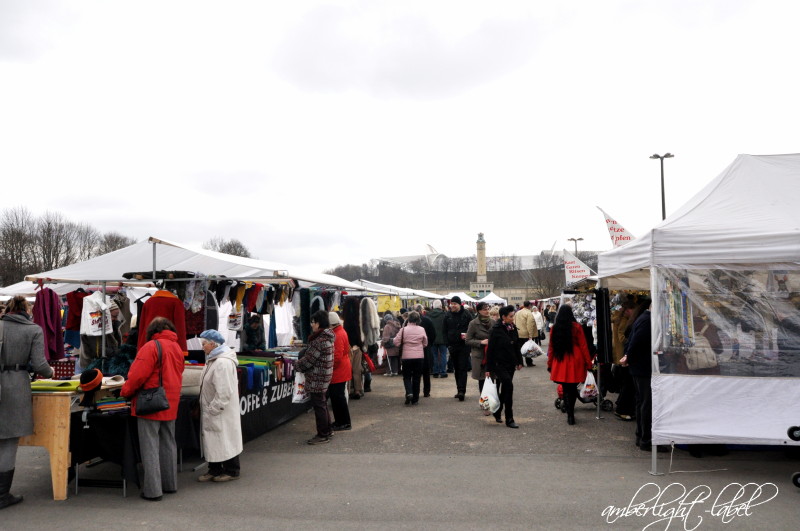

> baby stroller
[789,426,800,487]
[553,357,614,414]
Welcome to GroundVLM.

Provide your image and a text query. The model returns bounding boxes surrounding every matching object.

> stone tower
[476,232,487,282]
[470,232,494,296]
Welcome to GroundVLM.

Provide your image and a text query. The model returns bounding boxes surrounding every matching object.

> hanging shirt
[80,291,114,337]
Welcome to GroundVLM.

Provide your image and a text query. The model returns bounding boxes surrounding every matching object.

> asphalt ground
[6,348,799,530]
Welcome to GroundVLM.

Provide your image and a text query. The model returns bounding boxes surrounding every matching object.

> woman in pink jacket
[393,311,428,405]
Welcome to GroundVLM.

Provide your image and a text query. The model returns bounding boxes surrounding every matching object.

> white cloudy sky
[2,0,799,273]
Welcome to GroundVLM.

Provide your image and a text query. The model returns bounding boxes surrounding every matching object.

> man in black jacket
[443,296,472,401]
[623,300,665,452]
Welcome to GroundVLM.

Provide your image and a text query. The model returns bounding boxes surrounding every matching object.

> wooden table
[19,392,74,501]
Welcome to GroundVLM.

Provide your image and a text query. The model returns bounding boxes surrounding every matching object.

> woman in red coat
[547,305,592,426]
[121,317,185,501]
[328,312,352,431]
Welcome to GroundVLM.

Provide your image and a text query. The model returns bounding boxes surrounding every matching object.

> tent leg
[648,446,663,476]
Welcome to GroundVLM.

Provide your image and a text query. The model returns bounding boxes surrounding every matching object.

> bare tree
[529,251,564,298]
[98,231,137,255]
[203,237,252,258]
[34,211,77,272]
[73,222,101,261]
[0,206,37,285]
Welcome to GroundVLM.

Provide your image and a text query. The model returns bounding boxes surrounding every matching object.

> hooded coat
[0,313,54,439]
[200,346,243,463]
[331,324,353,384]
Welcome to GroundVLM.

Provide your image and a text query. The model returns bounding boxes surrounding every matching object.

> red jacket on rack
[136,290,188,353]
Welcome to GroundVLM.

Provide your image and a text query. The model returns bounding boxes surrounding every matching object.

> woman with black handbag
[121,317,185,501]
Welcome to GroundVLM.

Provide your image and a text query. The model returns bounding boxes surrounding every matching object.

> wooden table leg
[19,393,73,501]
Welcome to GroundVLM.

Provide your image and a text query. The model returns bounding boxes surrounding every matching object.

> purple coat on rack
[33,287,65,360]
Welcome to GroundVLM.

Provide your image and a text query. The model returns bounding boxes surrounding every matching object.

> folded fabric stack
[95,397,129,412]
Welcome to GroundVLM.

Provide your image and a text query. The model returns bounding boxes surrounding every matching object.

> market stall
[10,236,365,497]
[598,154,800,450]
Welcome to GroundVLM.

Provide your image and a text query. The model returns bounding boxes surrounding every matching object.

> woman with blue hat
[197,329,243,482]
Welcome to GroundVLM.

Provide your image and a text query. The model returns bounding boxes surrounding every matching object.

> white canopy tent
[598,154,800,447]
[0,236,363,291]
[1,237,364,348]
[442,292,478,303]
[350,279,444,300]
[478,292,507,305]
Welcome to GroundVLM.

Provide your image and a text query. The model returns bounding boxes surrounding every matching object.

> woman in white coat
[197,329,243,483]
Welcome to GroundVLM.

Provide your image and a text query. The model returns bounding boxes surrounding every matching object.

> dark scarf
[479,315,492,325]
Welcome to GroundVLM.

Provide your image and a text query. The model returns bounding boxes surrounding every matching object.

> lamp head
[664,153,674,158]
[650,154,661,159]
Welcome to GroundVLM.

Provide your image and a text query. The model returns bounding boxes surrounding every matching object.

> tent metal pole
[101,281,107,364]
[152,242,157,282]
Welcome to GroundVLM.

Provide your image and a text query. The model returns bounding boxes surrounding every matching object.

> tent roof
[599,154,800,289]
[442,292,478,303]
[478,292,507,304]
[350,279,444,299]
[11,236,362,291]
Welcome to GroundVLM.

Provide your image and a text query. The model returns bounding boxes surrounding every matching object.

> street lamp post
[650,153,674,220]
[567,237,583,254]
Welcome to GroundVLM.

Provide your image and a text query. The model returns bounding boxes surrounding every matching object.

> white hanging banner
[563,250,591,284]
[596,206,635,248]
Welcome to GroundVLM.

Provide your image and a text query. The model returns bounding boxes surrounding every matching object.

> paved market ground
[6,353,799,530]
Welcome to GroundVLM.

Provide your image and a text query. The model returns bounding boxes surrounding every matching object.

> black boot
[0,469,23,510]
[566,387,577,425]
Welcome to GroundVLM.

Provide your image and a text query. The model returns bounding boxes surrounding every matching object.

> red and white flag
[563,250,591,284]
[597,206,635,248]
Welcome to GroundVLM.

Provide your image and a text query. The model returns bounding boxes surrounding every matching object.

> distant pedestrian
[427,301,449,378]
[414,304,436,398]
[514,301,537,367]
[443,296,473,401]
[394,311,428,405]
[381,313,401,376]
[485,305,523,428]
[466,302,493,394]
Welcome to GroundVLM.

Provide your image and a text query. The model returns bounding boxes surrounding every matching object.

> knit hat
[328,312,341,326]
[79,369,104,407]
[79,369,103,392]
[450,296,462,305]
[108,300,119,311]
[200,329,226,345]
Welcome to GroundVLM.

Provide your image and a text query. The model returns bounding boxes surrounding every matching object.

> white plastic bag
[520,338,535,355]
[292,371,310,404]
[579,371,598,400]
[479,377,501,414]
[377,346,386,367]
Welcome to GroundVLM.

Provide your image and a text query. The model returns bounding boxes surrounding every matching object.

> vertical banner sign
[597,206,635,248]
[563,250,591,284]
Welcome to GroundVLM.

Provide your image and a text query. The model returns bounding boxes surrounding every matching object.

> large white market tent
[478,292,507,304]
[442,292,478,303]
[597,153,800,447]
[350,279,444,300]
[0,236,364,294]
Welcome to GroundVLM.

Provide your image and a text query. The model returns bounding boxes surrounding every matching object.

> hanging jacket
[136,290,188,353]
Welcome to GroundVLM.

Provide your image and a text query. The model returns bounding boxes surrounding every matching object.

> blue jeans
[432,344,448,375]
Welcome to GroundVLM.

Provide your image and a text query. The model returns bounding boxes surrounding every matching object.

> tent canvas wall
[598,154,800,446]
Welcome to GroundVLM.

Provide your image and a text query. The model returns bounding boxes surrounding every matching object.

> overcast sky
[2,1,799,274]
